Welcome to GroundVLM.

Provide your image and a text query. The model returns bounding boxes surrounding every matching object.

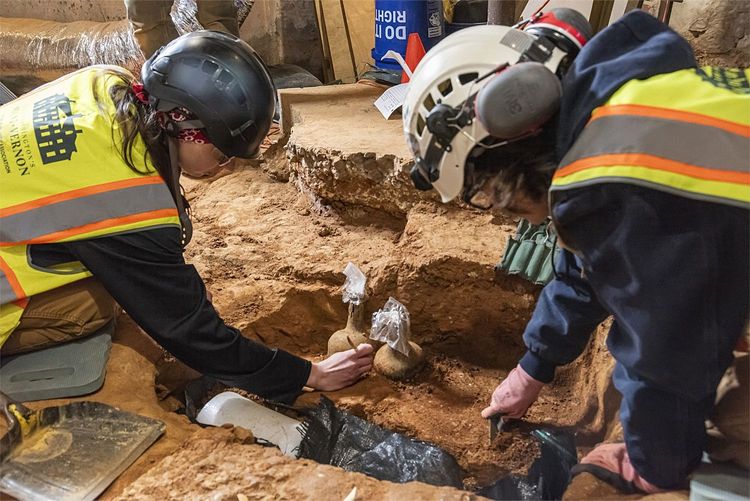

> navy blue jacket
[518,11,750,400]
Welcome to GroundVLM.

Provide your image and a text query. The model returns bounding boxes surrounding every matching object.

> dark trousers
[614,362,716,488]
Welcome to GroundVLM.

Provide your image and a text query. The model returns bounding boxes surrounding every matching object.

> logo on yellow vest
[32,93,83,165]
[698,68,750,95]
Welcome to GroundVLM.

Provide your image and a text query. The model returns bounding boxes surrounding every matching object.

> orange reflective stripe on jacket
[551,67,750,208]
[589,103,750,138]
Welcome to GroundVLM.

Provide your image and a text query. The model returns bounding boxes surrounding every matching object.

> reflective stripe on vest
[0,65,181,344]
[551,68,750,208]
[0,177,178,246]
[0,255,25,304]
[0,254,29,338]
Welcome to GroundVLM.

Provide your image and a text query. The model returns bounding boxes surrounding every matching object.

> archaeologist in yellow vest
[125,0,240,59]
[0,31,374,402]
[402,8,749,494]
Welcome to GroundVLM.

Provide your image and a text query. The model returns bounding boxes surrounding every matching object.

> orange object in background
[401,33,427,83]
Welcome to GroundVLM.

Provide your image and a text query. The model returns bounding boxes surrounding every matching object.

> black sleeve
[59,227,311,402]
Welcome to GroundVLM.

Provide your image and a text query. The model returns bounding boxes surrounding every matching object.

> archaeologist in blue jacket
[402,7,749,493]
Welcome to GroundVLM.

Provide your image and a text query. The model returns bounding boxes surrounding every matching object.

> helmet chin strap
[166,135,194,248]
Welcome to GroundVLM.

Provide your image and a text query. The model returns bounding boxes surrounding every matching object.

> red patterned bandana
[133,82,211,144]
[166,108,211,144]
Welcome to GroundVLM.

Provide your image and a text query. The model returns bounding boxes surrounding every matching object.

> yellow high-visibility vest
[0,66,181,344]
[551,67,750,208]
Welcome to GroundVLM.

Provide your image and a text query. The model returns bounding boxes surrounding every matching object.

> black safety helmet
[142,30,276,159]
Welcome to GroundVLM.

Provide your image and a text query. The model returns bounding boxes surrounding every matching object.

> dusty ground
[114,426,479,501]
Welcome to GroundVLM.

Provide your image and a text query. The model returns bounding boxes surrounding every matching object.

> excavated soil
[3,104,636,500]
[3,103,686,501]
[7,138,624,498]
[114,426,478,501]
[111,146,621,495]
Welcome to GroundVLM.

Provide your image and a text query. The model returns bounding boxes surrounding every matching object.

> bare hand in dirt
[480,364,545,419]
[307,343,374,391]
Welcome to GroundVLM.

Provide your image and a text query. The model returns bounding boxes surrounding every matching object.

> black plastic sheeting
[478,429,578,500]
[297,396,464,489]
[184,381,577,499]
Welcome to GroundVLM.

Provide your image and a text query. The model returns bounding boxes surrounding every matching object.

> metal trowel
[488,414,507,445]
[0,392,164,501]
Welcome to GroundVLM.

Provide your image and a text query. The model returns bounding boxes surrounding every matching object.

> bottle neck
[345,301,365,332]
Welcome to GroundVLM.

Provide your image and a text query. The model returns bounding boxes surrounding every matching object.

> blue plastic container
[371,0,445,71]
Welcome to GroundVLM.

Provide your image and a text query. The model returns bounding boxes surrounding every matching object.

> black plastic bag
[478,428,578,500]
[298,396,464,488]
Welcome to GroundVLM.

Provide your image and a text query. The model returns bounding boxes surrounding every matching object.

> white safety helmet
[403,8,592,203]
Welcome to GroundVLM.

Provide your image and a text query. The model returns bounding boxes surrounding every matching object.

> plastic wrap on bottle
[370,297,411,356]
[341,262,367,305]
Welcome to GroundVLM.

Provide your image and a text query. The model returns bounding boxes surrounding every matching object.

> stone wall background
[669,0,749,67]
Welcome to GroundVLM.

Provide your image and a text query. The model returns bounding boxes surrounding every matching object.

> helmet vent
[416,114,426,136]
[458,72,478,85]
[423,93,436,112]
[230,85,247,106]
[217,70,234,85]
[202,60,219,75]
[437,79,453,96]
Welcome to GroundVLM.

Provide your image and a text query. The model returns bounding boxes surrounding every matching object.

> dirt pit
[111,139,624,497]
[5,120,629,500]
[2,104,630,499]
